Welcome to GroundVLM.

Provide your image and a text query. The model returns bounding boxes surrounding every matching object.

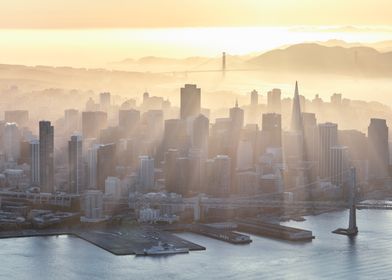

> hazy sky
[1,0,392,28]
[1,1,392,67]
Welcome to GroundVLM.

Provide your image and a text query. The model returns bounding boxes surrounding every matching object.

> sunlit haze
[2,1,392,279]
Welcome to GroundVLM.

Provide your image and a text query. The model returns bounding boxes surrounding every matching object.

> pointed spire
[235,99,238,108]
[291,81,303,132]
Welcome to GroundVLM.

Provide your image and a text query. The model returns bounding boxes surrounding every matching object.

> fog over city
[2,1,392,279]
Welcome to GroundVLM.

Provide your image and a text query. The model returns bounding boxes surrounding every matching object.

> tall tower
[180,84,201,120]
[30,139,40,186]
[262,113,282,148]
[267,88,281,113]
[250,90,258,107]
[222,52,226,78]
[368,118,389,180]
[39,121,54,193]
[318,122,338,179]
[291,81,303,131]
[291,81,303,132]
[68,134,83,194]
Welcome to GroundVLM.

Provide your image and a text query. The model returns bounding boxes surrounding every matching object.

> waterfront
[0,210,391,279]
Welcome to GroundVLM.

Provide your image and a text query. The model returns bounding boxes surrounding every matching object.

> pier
[0,226,205,256]
[236,219,314,241]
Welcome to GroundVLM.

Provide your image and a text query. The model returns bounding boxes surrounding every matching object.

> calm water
[1,210,392,280]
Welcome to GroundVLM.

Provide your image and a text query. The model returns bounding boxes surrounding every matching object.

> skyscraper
[164,149,180,193]
[30,139,40,186]
[163,119,188,154]
[3,122,21,162]
[139,156,155,190]
[262,113,282,148]
[318,122,338,179]
[68,134,83,194]
[368,118,389,180]
[291,82,303,132]
[267,88,281,113]
[302,112,318,161]
[99,92,111,111]
[250,89,258,107]
[229,100,244,132]
[39,121,54,193]
[180,84,201,120]
[330,146,349,186]
[192,114,209,155]
[213,155,231,196]
[97,143,116,191]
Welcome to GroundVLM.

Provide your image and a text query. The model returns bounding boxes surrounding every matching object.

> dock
[236,219,315,241]
[0,226,206,256]
[189,224,252,244]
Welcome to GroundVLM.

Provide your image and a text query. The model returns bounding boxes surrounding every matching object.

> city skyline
[1,1,392,279]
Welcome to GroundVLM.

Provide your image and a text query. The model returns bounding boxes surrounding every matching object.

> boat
[143,242,189,255]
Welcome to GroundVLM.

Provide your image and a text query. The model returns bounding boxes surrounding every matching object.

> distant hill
[247,43,392,77]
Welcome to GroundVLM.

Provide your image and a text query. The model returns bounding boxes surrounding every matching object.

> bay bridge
[1,168,390,237]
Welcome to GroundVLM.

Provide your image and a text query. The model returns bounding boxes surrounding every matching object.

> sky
[1,0,392,28]
[1,1,392,67]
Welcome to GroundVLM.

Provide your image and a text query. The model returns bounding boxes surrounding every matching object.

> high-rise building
[68,134,83,194]
[180,84,201,120]
[330,146,349,186]
[99,92,111,111]
[250,90,258,107]
[30,139,40,186]
[318,122,338,179]
[4,110,28,128]
[368,118,389,180]
[39,121,54,193]
[267,88,281,113]
[163,119,188,154]
[97,143,116,190]
[338,130,368,160]
[262,113,282,149]
[164,149,180,193]
[229,100,244,132]
[82,111,108,139]
[3,122,21,162]
[302,112,318,161]
[87,144,100,189]
[291,82,303,132]
[213,155,231,196]
[138,156,155,190]
[192,114,209,155]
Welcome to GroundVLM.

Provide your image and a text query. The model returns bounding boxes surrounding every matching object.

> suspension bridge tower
[222,52,226,78]
[333,167,358,236]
